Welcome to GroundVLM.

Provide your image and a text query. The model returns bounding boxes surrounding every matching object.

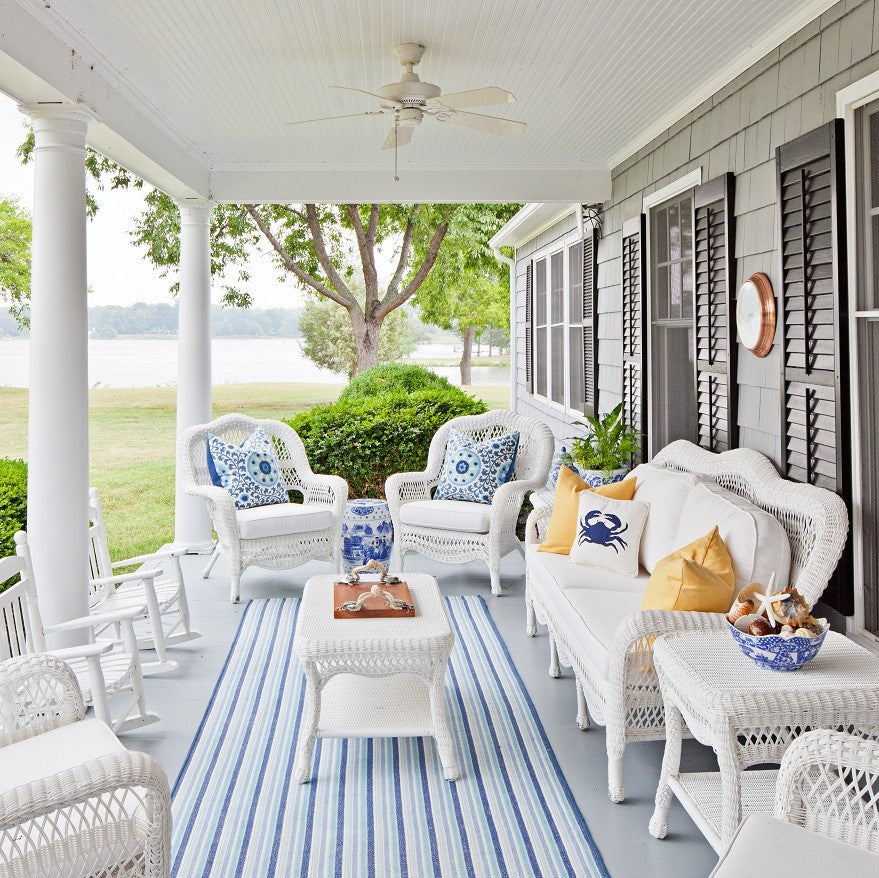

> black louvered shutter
[583,229,598,416]
[621,215,647,462]
[778,119,852,614]
[693,173,737,452]
[524,261,533,393]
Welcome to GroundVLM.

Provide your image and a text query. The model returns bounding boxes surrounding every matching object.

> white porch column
[174,200,214,548]
[23,105,92,645]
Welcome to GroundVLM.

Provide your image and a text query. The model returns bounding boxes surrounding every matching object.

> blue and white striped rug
[172,596,609,877]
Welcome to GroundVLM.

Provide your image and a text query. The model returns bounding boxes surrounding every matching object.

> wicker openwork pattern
[178,414,349,603]
[0,655,171,878]
[523,439,850,803]
[386,410,553,596]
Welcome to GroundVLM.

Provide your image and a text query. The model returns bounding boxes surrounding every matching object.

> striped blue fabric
[172,596,609,877]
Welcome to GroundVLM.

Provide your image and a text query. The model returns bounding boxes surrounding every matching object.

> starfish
[751,589,790,629]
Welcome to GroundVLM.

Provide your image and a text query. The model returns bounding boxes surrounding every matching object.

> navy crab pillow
[435,428,520,505]
[206,427,289,510]
[567,492,649,577]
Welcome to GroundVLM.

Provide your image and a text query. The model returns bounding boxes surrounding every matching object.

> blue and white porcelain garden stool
[341,499,393,572]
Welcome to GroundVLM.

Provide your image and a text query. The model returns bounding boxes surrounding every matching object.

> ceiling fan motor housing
[380,80,441,104]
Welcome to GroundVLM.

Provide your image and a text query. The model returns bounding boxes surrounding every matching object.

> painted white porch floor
[123,550,719,877]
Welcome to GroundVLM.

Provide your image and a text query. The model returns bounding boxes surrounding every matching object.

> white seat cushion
[630,464,702,572]
[236,502,334,540]
[710,813,879,877]
[0,718,124,795]
[399,499,493,534]
[527,545,650,594]
[674,481,791,593]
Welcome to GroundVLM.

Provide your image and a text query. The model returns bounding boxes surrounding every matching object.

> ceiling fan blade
[330,85,401,106]
[381,124,414,150]
[429,87,516,110]
[435,107,526,137]
[287,110,386,126]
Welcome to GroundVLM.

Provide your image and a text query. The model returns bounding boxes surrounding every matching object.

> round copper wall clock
[736,272,776,358]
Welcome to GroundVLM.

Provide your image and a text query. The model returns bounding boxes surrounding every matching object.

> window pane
[535,258,547,325]
[551,325,564,404]
[682,258,694,319]
[651,323,696,448]
[668,203,681,261]
[654,265,669,320]
[670,260,682,319]
[871,110,879,209]
[681,196,693,259]
[568,326,584,411]
[569,243,584,323]
[535,327,547,396]
[550,251,564,324]
[655,209,668,263]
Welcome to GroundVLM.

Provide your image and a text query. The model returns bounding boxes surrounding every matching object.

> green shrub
[338,362,455,403]
[287,387,487,498]
[0,458,27,559]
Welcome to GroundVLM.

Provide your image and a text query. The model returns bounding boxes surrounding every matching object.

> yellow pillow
[641,526,735,612]
[538,466,637,555]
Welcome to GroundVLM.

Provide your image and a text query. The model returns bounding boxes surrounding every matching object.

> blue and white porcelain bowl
[728,619,828,671]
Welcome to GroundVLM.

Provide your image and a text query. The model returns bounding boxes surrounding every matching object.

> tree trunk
[460,326,475,386]
[351,312,383,375]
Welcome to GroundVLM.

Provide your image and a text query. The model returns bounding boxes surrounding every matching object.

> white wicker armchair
[0,653,171,878]
[178,414,348,603]
[524,439,849,801]
[710,730,879,874]
[386,410,553,596]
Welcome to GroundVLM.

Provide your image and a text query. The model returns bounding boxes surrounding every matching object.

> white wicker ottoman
[648,630,879,853]
[293,572,460,783]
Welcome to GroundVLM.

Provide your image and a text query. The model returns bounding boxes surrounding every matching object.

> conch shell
[770,586,810,626]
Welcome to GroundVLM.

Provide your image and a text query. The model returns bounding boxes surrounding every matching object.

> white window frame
[838,72,879,654]
[529,230,588,417]
[642,168,702,458]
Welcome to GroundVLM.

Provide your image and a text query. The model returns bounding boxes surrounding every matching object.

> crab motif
[578,510,629,554]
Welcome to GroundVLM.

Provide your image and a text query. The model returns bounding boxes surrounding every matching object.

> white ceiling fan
[288,43,527,152]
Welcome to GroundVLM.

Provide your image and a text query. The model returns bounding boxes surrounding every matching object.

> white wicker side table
[648,630,879,853]
[293,572,460,783]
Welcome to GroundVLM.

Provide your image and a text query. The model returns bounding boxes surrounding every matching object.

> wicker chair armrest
[0,655,85,746]
[0,750,171,872]
[385,471,435,518]
[299,472,349,515]
[774,729,879,850]
[187,483,238,543]
[525,506,553,548]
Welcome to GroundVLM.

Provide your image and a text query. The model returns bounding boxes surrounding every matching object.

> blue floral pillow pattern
[435,429,520,504]
[206,427,288,509]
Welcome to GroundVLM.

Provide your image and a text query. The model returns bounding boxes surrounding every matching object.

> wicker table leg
[294,668,322,784]
[650,699,683,839]
[430,672,460,781]
[716,726,743,846]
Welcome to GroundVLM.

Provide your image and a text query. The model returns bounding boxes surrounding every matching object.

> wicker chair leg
[230,574,241,604]
[201,544,220,579]
[489,568,502,597]
[548,636,561,678]
[525,596,537,637]
[575,679,590,730]
[607,723,628,803]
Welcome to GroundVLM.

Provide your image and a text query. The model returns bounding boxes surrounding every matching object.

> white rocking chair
[0,653,171,877]
[1,532,160,733]
[88,487,200,675]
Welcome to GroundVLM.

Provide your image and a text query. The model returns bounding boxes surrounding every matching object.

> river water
[0,338,509,388]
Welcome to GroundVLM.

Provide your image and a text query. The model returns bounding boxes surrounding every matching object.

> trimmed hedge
[338,362,454,403]
[287,386,487,498]
[0,458,27,560]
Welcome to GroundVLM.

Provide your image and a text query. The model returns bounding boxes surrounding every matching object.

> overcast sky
[0,94,303,310]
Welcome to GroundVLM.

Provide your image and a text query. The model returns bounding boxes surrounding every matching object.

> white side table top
[294,573,452,659]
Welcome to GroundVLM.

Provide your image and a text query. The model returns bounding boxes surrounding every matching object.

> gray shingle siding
[511,0,879,469]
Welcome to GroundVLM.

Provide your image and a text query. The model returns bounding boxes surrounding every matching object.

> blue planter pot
[341,499,393,572]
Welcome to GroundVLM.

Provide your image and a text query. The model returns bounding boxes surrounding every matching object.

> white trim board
[607,0,841,170]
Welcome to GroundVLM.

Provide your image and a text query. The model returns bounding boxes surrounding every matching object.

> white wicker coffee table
[293,572,460,783]
[648,630,879,853]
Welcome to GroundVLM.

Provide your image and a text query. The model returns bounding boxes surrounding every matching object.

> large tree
[0,197,31,326]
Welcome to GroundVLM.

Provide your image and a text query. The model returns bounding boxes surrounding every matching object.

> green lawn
[0,382,509,561]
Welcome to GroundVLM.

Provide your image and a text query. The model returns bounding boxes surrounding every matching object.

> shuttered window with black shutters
[524,261,533,393]
[693,173,737,452]
[621,215,647,461]
[568,230,598,415]
[778,119,852,614]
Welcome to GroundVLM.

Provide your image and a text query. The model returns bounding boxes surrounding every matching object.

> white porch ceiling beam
[209,164,611,205]
[0,1,210,198]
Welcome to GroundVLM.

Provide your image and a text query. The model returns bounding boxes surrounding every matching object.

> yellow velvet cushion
[641,526,736,612]
[538,466,637,555]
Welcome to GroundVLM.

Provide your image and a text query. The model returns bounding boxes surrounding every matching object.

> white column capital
[19,103,93,153]
[177,198,214,227]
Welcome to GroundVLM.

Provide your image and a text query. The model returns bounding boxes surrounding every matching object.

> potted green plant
[560,403,640,487]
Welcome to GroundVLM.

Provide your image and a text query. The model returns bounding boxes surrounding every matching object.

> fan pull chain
[393,116,399,182]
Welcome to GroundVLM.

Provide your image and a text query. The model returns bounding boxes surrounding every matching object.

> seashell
[779,624,796,639]
[771,586,810,626]
[793,627,816,639]
[727,600,755,624]
[748,618,773,637]
[734,583,764,607]
[733,613,764,632]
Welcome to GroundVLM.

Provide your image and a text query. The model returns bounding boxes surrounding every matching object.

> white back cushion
[630,464,702,572]
[674,481,791,593]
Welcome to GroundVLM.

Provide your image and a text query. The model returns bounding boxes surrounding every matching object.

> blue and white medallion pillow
[206,427,288,510]
[435,428,520,505]
[567,492,649,577]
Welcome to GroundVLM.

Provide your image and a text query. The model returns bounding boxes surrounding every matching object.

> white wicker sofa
[524,440,849,803]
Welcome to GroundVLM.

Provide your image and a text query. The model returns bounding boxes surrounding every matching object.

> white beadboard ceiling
[0,0,837,201]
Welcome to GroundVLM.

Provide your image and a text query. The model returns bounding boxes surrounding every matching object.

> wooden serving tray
[333,580,416,619]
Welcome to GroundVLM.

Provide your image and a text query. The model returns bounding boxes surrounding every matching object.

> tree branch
[346,204,378,304]
[275,203,308,223]
[305,204,358,308]
[366,203,380,242]
[244,205,354,308]
[384,204,420,306]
